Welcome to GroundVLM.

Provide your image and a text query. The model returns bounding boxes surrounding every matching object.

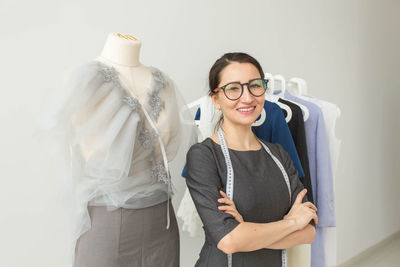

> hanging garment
[35,61,195,262]
[278,98,313,203]
[299,96,341,267]
[298,96,341,179]
[286,244,311,267]
[284,92,335,267]
[185,134,310,267]
[252,100,305,178]
[276,97,313,267]
[178,98,220,237]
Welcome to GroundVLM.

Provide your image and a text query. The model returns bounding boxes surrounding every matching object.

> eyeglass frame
[212,78,269,101]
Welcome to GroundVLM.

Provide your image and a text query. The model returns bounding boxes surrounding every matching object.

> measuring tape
[217,127,291,267]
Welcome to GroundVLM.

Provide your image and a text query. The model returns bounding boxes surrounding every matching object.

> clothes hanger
[286,78,310,122]
[274,74,286,98]
[288,77,309,96]
[264,73,275,94]
[264,73,280,102]
[270,74,292,123]
[264,72,280,103]
[263,73,291,123]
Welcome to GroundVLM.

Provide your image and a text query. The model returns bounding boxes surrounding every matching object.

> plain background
[1,0,399,266]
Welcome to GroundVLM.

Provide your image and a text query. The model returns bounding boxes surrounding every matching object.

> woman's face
[212,62,265,127]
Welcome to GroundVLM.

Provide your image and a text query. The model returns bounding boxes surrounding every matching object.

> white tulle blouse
[36,60,194,261]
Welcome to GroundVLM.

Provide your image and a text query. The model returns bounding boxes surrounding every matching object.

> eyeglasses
[213,78,268,101]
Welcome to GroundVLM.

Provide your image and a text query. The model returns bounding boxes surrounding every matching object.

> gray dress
[186,138,309,267]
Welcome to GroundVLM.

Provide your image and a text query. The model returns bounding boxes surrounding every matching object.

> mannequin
[68,33,182,267]
[36,32,185,267]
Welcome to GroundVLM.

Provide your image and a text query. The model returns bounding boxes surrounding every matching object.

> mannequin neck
[98,32,142,67]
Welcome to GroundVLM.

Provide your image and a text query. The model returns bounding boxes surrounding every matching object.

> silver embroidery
[151,160,169,184]
[147,69,168,121]
[152,69,169,90]
[138,126,159,150]
[148,89,165,120]
[96,62,142,113]
[122,95,140,112]
[97,62,119,84]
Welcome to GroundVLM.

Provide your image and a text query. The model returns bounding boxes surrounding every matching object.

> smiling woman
[209,53,267,134]
[210,61,267,137]
[185,53,317,267]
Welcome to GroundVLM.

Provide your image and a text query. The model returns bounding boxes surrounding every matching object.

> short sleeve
[185,143,240,245]
[273,143,315,227]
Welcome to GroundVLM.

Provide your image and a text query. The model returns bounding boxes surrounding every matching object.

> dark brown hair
[209,52,265,131]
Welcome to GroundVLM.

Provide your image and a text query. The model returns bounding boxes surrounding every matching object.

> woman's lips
[237,106,256,114]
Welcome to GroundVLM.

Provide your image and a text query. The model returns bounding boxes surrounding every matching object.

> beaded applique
[148,89,165,121]
[97,62,119,84]
[122,95,141,112]
[138,127,159,150]
[97,62,168,123]
[152,69,169,90]
[97,62,141,112]
[150,159,169,184]
[148,69,168,121]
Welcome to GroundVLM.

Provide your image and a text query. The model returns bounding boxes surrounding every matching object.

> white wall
[1,0,399,266]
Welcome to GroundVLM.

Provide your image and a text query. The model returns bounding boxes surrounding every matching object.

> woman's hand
[284,189,318,230]
[217,190,244,223]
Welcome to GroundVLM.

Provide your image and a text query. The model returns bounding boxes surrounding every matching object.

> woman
[185,52,318,266]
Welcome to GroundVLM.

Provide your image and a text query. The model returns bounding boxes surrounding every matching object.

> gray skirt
[74,200,179,267]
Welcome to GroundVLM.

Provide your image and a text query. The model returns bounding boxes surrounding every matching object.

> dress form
[96,32,152,100]
[37,33,187,266]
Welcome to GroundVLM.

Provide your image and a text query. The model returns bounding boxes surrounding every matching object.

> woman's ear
[211,94,221,110]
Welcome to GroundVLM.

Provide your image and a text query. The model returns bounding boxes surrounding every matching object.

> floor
[338,233,400,267]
